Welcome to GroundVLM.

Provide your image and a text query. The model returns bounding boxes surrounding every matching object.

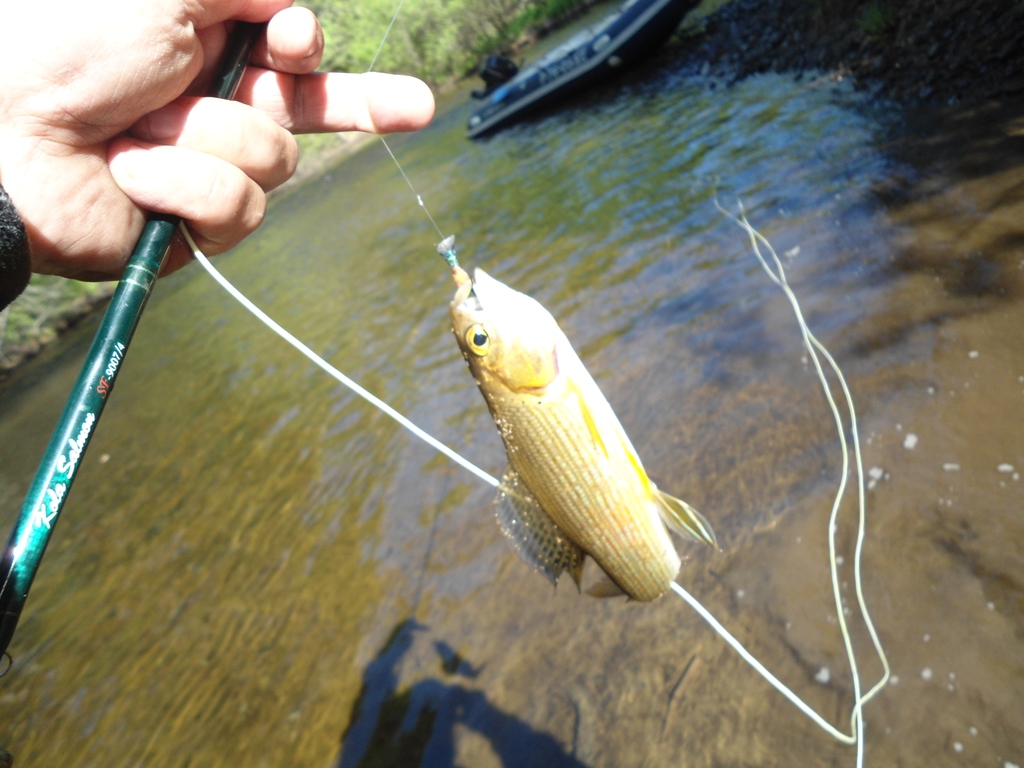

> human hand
[0,0,435,281]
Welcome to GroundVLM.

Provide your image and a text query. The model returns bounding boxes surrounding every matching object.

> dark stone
[676,0,1024,108]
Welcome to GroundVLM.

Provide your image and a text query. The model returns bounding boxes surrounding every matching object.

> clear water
[1,21,1023,768]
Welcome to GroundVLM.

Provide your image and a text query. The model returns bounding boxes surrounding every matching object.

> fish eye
[465,325,490,356]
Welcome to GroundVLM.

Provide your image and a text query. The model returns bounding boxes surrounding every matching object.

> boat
[467,0,698,138]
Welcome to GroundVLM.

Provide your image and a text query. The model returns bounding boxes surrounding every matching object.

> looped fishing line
[185,5,888,765]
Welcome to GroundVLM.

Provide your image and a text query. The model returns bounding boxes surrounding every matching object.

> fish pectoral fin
[494,465,585,590]
[586,575,628,599]
[654,487,719,549]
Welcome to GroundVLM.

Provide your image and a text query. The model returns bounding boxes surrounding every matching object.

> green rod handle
[0,22,263,659]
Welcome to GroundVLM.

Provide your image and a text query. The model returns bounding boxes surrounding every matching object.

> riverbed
[1,17,1022,768]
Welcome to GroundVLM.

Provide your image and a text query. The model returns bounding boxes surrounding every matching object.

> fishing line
[365,0,453,264]
[377,138,449,244]
[366,0,407,72]
[355,0,891,750]
[180,224,498,490]
[709,201,891,766]
[188,4,887,763]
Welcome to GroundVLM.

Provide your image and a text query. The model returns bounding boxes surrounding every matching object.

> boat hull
[467,0,697,138]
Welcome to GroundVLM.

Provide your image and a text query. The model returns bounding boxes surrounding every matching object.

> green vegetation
[0,276,113,369]
[302,0,594,84]
[856,0,896,37]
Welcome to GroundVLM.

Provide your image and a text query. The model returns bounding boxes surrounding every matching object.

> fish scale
[495,395,681,601]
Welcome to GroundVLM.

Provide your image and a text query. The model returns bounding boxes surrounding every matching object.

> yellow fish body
[450,269,716,602]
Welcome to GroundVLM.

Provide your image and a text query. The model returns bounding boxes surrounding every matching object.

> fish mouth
[452,276,477,311]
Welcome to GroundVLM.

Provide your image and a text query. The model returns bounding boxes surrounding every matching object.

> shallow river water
[1,16,1023,768]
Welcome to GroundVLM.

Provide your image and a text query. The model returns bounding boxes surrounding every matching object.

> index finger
[235,69,435,134]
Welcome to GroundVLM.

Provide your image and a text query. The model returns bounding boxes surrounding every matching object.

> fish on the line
[449,267,717,602]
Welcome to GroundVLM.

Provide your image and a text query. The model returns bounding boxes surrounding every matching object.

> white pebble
[927,386,935,395]
[904,433,918,450]
[1015,473,1020,482]
[889,675,899,686]
[948,672,956,681]
[943,463,960,471]
[869,466,884,480]
[921,667,933,681]
[736,589,745,599]
[923,633,930,642]
[947,683,956,692]
[836,556,844,565]
[968,350,979,359]
[988,602,996,610]
[815,667,831,684]
[969,726,977,736]
[1005,763,1020,768]
[998,463,1015,473]
[784,246,800,258]
[953,741,963,753]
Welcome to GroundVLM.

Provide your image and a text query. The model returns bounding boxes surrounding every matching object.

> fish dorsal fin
[566,376,609,459]
[560,339,653,496]
[494,466,585,590]
[653,487,719,549]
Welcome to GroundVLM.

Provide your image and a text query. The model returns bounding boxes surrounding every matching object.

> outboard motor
[471,55,519,99]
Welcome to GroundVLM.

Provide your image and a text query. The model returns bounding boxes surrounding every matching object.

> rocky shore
[680,0,1024,107]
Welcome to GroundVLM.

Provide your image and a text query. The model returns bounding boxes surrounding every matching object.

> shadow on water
[872,101,1024,301]
[337,619,589,768]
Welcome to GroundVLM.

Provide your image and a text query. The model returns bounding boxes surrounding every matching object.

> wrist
[0,182,31,309]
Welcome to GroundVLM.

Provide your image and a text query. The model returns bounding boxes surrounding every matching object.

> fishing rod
[0,21,265,662]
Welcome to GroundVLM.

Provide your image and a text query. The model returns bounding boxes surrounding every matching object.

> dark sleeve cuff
[0,183,32,310]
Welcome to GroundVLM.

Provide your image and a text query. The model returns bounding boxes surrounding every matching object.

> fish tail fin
[654,488,719,549]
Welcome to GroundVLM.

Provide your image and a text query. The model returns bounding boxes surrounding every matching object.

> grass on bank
[0,277,114,370]
[302,0,597,85]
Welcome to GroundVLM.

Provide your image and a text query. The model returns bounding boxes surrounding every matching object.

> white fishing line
[366,0,407,73]
[366,1,448,247]
[188,198,886,763]
[705,201,891,766]
[179,223,499,491]
[194,1,886,758]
